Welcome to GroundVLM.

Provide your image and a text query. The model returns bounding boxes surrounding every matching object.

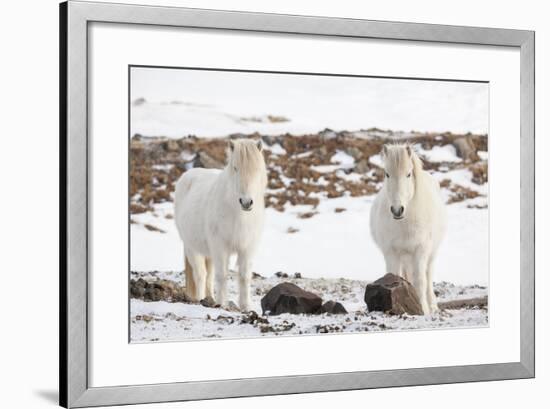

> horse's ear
[406,145,412,158]
[228,140,235,152]
[256,140,263,152]
[382,145,388,157]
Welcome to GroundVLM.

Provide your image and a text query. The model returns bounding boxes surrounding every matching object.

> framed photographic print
[60,1,535,407]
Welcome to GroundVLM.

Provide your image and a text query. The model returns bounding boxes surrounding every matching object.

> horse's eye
[233,166,238,172]
[385,172,390,178]
[407,172,412,178]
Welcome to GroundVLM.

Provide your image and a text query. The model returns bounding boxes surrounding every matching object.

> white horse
[370,144,446,314]
[174,139,267,311]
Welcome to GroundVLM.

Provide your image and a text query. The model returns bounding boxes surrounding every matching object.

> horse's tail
[184,256,197,301]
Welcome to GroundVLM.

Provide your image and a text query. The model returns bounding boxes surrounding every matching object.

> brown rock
[364,273,423,315]
[438,296,488,310]
[261,282,322,315]
[452,136,479,162]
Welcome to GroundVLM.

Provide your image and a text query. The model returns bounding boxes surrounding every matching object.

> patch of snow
[331,151,355,168]
[369,154,384,168]
[312,165,340,173]
[152,164,174,171]
[432,168,487,196]
[336,170,363,183]
[478,151,488,160]
[180,150,195,161]
[415,144,462,163]
[267,143,286,155]
[132,194,488,286]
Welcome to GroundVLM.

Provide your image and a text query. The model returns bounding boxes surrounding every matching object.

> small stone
[144,287,163,302]
[364,273,423,315]
[452,136,479,162]
[261,282,322,315]
[320,300,348,314]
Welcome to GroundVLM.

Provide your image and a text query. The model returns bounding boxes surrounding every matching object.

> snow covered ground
[130,270,487,342]
[131,195,487,285]
[130,272,488,342]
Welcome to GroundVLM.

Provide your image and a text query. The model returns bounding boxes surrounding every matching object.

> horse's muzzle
[239,198,253,211]
[390,205,405,219]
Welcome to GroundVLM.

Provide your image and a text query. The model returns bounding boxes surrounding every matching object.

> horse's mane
[382,143,424,176]
[227,139,267,186]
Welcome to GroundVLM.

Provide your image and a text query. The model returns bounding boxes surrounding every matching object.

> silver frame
[60,1,535,407]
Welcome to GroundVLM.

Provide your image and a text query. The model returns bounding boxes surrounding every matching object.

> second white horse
[174,139,267,311]
[370,144,446,314]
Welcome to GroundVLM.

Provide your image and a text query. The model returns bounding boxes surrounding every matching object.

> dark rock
[275,271,289,278]
[261,282,322,315]
[320,300,348,314]
[240,310,269,325]
[364,273,423,315]
[293,272,302,279]
[172,292,190,303]
[261,134,280,146]
[144,286,163,302]
[130,278,148,298]
[130,277,190,303]
[200,296,220,308]
[319,128,337,139]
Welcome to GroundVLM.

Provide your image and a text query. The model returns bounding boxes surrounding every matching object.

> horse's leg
[205,257,214,299]
[237,252,252,312]
[401,253,413,283]
[411,250,430,315]
[426,256,439,313]
[384,251,402,277]
[184,254,197,301]
[213,252,229,307]
[187,252,207,301]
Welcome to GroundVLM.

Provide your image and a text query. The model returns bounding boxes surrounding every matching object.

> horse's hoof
[239,304,252,313]
[226,301,240,312]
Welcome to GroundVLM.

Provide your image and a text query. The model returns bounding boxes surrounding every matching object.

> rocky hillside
[129,129,488,218]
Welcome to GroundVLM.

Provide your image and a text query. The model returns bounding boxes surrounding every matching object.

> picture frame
[60,1,535,407]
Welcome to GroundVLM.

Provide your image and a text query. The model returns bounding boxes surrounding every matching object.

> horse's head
[381,144,422,220]
[226,139,267,212]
